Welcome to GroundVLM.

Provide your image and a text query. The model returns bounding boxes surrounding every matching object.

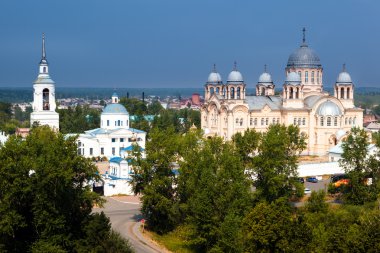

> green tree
[252,124,306,202]
[305,190,328,213]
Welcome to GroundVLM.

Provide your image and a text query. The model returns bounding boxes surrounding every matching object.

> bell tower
[30,34,59,130]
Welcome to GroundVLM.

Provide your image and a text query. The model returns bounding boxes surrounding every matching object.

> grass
[146,225,197,253]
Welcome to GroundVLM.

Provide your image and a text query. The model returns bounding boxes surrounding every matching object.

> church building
[30,34,59,130]
[201,29,363,155]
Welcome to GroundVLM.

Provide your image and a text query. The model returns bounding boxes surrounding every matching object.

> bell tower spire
[38,33,49,75]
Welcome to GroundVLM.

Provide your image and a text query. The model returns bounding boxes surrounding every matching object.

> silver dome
[285,71,301,85]
[258,72,273,84]
[317,100,342,116]
[336,71,352,83]
[227,70,244,84]
[287,44,321,69]
[207,72,223,84]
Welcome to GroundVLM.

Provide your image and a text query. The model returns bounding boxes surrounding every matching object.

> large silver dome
[317,100,342,116]
[336,71,352,83]
[287,44,321,69]
[207,72,223,84]
[285,71,301,85]
[258,72,273,84]
[227,70,244,84]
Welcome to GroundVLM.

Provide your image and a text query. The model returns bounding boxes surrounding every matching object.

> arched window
[210,87,214,94]
[317,71,320,83]
[298,71,301,79]
[327,117,331,126]
[42,88,49,110]
[302,118,306,125]
[353,117,356,125]
[305,71,309,83]
[349,117,352,125]
[240,118,243,126]
[235,118,239,125]
[277,118,280,124]
[237,87,241,99]
[347,88,350,99]
[289,87,293,99]
[345,117,348,125]
[320,117,324,126]
[265,118,269,125]
[294,118,297,125]
[334,117,338,126]
[261,118,264,126]
[250,118,253,126]
[311,71,315,83]
[272,118,276,124]
[298,118,301,125]
[254,118,257,126]
[231,87,235,99]
[341,87,345,99]
[43,67,46,73]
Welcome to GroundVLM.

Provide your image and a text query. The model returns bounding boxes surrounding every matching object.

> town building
[30,34,59,130]
[201,29,363,155]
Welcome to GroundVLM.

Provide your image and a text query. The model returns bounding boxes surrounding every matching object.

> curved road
[95,197,167,253]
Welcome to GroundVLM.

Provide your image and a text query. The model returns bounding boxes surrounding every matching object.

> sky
[0,0,379,88]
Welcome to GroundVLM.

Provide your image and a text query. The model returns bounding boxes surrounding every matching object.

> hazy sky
[0,0,379,88]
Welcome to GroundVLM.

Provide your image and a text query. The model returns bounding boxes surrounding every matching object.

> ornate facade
[201,30,363,155]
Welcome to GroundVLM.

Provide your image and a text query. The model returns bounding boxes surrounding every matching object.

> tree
[0,126,132,252]
[305,190,328,213]
[340,127,378,204]
[252,124,306,202]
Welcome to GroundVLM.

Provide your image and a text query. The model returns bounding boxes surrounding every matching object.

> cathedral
[201,30,363,155]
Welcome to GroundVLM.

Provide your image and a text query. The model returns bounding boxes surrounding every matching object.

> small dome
[103,104,129,114]
[285,72,301,85]
[207,72,223,84]
[287,44,321,69]
[317,100,342,116]
[227,70,244,84]
[258,72,273,84]
[112,92,119,97]
[336,72,352,83]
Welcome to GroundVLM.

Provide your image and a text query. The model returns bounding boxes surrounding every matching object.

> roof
[304,95,323,108]
[329,142,376,154]
[109,157,126,164]
[83,127,146,136]
[245,95,282,111]
[287,43,322,69]
[121,145,145,151]
[102,103,128,114]
[366,122,380,130]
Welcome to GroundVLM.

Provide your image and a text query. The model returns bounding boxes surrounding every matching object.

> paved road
[95,197,167,253]
[304,179,329,193]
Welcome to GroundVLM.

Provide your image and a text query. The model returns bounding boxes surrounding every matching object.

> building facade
[201,30,363,155]
[30,34,59,130]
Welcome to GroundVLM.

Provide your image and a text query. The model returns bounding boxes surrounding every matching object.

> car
[333,179,349,187]
[306,177,318,183]
[298,177,305,183]
[304,188,311,194]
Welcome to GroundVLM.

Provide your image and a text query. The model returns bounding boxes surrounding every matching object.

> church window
[294,118,297,125]
[320,117,324,126]
[265,118,269,125]
[120,138,124,142]
[349,118,352,125]
[261,118,264,125]
[347,88,350,99]
[254,118,258,126]
[121,121,123,126]
[237,87,241,99]
[118,120,121,126]
[112,138,116,143]
[43,67,46,73]
[240,118,243,126]
[101,147,104,155]
[353,117,356,125]
[302,118,306,125]
[327,117,331,126]
[334,117,338,126]
[42,88,50,110]
[126,120,129,126]
[317,71,320,83]
[341,87,345,99]
[112,147,115,156]
[250,118,253,126]
[298,118,301,125]
[236,118,239,125]
[311,71,315,83]
[231,88,235,99]
[345,118,348,125]
[289,87,293,99]
[305,71,309,83]
[90,148,93,156]
[272,118,276,124]
[107,120,110,126]
[115,121,117,126]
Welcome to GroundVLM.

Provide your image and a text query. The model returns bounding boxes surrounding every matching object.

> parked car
[333,179,349,187]
[304,188,311,194]
[306,177,318,183]
[298,177,305,183]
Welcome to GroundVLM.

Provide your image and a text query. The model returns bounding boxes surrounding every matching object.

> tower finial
[233,61,237,71]
[264,64,267,73]
[40,33,47,64]
[213,63,217,72]
[302,27,306,44]
[343,63,346,72]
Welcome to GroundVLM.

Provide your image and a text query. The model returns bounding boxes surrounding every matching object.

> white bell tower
[30,34,59,130]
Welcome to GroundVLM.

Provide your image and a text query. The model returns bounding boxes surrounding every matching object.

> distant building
[72,93,146,159]
[30,34,59,130]
[201,29,363,155]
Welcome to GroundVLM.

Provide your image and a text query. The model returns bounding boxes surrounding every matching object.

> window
[240,118,243,126]
[250,118,253,126]
[115,121,117,126]
[298,71,301,79]
[107,120,110,126]
[317,71,320,83]
[254,118,258,126]
[305,71,309,83]
[298,118,301,125]
[334,117,338,126]
[236,118,239,125]
[353,117,356,125]
[118,120,121,126]
[112,138,116,142]
[43,67,46,73]
[311,71,315,83]
[277,118,280,124]
[261,118,264,125]
[349,118,352,125]
[126,120,129,126]
[265,118,269,125]
[302,118,306,125]
[112,147,115,156]
[120,138,124,142]
[101,147,104,155]
[90,148,93,156]
[345,118,348,125]
[272,118,276,124]
[320,117,324,126]
[327,117,331,126]
[294,118,297,125]
[121,121,123,126]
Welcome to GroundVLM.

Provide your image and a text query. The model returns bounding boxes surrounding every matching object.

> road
[95,196,167,253]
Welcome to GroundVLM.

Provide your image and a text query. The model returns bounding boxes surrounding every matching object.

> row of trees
[130,124,380,252]
[0,102,31,134]
[0,126,133,252]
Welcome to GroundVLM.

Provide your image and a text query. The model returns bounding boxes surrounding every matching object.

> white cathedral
[30,35,146,159]
[201,30,363,155]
